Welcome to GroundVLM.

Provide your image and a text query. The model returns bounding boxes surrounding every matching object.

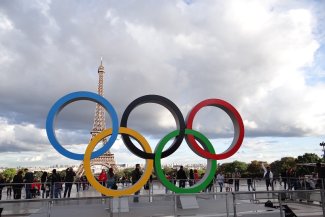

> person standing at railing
[0,174,5,200]
[194,169,199,184]
[64,167,76,198]
[132,164,142,202]
[12,170,23,199]
[107,167,117,190]
[177,166,187,188]
[40,172,48,198]
[216,172,224,192]
[234,168,241,192]
[98,169,107,187]
[6,178,12,198]
[75,176,80,192]
[189,169,194,187]
[23,169,34,199]
[98,169,107,196]
[50,169,60,198]
[262,163,273,191]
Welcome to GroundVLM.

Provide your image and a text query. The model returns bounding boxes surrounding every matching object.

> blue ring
[46,91,119,160]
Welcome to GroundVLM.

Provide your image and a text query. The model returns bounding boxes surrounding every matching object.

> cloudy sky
[0,0,325,168]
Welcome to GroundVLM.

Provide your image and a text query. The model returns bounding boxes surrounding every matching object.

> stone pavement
[0,181,324,217]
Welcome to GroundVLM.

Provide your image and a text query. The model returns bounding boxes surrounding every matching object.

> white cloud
[0,0,324,166]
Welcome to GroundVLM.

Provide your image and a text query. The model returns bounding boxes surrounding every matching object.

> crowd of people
[0,162,325,201]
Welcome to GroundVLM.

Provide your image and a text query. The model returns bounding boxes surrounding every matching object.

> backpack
[265,200,273,208]
[265,171,270,179]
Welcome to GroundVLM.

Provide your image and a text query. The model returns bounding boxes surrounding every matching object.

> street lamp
[320,141,325,159]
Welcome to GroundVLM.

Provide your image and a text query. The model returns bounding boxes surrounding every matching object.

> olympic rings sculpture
[46,91,244,197]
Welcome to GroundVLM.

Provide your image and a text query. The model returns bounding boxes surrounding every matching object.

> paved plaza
[0,181,324,217]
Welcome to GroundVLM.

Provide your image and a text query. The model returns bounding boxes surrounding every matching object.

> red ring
[185,99,244,160]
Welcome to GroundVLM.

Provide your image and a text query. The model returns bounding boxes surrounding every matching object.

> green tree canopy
[296,153,322,164]
[246,160,264,176]
[2,168,17,181]
[219,161,247,174]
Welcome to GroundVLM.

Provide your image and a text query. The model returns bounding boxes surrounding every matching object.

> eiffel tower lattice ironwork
[76,59,117,176]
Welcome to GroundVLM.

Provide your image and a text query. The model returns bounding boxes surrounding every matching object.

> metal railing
[1,178,325,216]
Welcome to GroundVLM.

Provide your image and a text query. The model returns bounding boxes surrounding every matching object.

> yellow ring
[84,127,153,197]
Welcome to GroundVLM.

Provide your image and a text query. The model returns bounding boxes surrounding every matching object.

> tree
[219,161,247,174]
[2,168,16,181]
[296,153,322,164]
[247,160,264,177]
[295,153,323,176]
[270,157,296,176]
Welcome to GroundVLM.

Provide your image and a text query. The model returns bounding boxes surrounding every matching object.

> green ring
[154,129,217,193]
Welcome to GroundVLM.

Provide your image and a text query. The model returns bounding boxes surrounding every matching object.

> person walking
[131,164,142,202]
[12,170,24,199]
[64,167,76,198]
[216,172,225,192]
[262,163,273,191]
[176,166,187,188]
[247,177,255,191]
[281,170,288,190]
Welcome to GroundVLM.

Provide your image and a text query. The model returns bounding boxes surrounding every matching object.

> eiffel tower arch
[76,59,117,176]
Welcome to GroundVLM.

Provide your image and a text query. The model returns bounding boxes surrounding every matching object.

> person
[247,177,255,191]
[107,168,117,189]
[194,169,199,184]
[12,170,24,199]
[131,164,142,202]
[23,169,34,199]
[234,168,241,192]
[50,169,60,198]
[81,175,88,191]
[6,178,12,197]
[31,178,40,198]
[316,162,325,189]
[216,172,224,192]
[64,167,76,198]
[121,176,126,187]
[204,173,213,192]
[98,169,108,187]
[75,176,81,192]
[281,170,288,190]
[0,174,5,200]
[227,174,233,192]
[176,166,187,188]
[262,163,273,191]
[59,175,64,198]
[287,168,296,190]
[40,172,48,198]
[189,169,194,186]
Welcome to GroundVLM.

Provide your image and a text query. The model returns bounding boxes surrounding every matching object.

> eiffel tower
[76,59,117,176]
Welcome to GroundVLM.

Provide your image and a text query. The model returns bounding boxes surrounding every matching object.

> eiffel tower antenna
[77,59,117,176]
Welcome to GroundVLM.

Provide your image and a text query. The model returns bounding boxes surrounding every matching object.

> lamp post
[320,141,325,159]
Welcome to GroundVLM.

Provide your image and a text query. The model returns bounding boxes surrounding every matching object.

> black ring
[120,95,186,159]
